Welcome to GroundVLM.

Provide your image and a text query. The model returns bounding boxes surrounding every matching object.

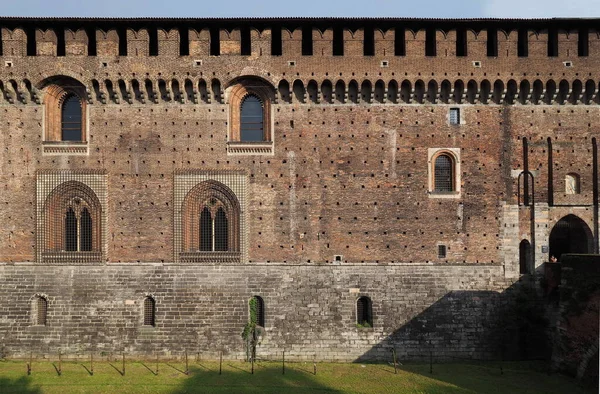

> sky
[0,0,599,18]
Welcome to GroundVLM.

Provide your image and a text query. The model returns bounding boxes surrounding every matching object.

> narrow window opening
[578,28,589,57]
[240,27,251,56]
[209,27,220,56]
[356,297,373,327]
[56,29,66,56]
[364,27,374,56]
[434,154,454,192]
[425,28,436,56]
[548,29,558,57]
[519,240,532,274]
[566,173,581,195]
[333,27,344,56]
[487,28,498,57]
[438,244,447,258]
[456,28,467,56]
[518,29,528,57]
[179,27,189,56]
[143,297,156,327]
[80,208,92,251]
[449,108,460,125]
[61,95,82,141]
[271,26,282,56]
[86,27,97,56]
[26,27,36,56]
[394,28,405,56]
[200,207,212,251]
[148,27,158,56]
[214,207,228,251]
[251,296,265,327]
[117,27,127,56]
[65,207,77,251]
[301,26,313,56]
[36,297,48,326]
[240,95,264,141]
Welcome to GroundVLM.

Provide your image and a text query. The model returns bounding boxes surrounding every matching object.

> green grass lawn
[0,359,594,394]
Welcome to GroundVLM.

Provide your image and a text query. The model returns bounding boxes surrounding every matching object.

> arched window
[251,296,265,327]
[214,207,228,251]
[61,95,83,141]
[200,207,212,251]
[65,207,77,251]
[240,95,264,142]
[63,205,93,252]
[35,296,48,326]
[356,296,373,328]
[519,239,532,274]
[143,297,156,327]
[434,154,454,192]
[565,173,581,194]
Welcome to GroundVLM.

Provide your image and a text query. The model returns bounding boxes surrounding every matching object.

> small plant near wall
[356,321,372,329]
[242,297,263,362]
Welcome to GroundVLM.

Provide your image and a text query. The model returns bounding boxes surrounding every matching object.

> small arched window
[519,239,532,274]
[565,173,581,195]
[143,297,156,327]
[240,95,264,142]
[61,95,83,141]
[35,296,48,326]
[251,296,265,327]
[356,296,373,328]
[434,154,454,192]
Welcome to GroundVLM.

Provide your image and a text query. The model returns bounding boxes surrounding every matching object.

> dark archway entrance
[549,215,593,259]
[519,239,532,274]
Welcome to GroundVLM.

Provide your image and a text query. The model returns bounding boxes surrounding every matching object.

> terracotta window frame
[428,148,461,199]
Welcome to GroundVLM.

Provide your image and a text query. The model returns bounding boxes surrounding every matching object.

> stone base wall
[0,263,514,361]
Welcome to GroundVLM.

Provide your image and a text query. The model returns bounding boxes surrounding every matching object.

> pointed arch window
[61,95,83,141]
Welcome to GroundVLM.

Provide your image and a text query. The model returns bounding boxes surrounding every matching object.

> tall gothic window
[199,205,229,251]
[240,95,264,142]
[63,205,93,252]
[61,95,83,141]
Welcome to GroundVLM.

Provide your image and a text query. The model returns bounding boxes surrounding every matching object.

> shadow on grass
[171,364,341,394]
[140,362,158,376]
[0,377,42,394]
[108,362,124,376]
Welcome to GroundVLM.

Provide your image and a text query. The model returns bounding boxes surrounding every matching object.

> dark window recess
[434,154,454,192]
[80,208,92,252]
[210,27,220,56]
[149,27,158,56]
[364,27,374,56]
[214,207,228,251]
[253,296,265,327]
[179,27,189,56]
[240,95,264,141]
[56,29,66,56]
[26,27,36,56]
[548,29,558,57]
[240,27,251,55]
[301,26,313,56]
[143,297,155,326]
[65,207,78,251]
[395,28,405,56]
[518,29,528,57]
[200,207,212,251]
[487,28,498,57]
[356,297,373,327]
[425,28,436,56]
[117,28,127,56]
[456,28,467,56]
[271,26,282,56]
[37,297,48,325]
[333,27,344,56]
[438,245,447,259]
[61,95,82,141]
[449,108,460,125]
[87,27,97,56]
[519,239,531,274]
[578,28,589,57]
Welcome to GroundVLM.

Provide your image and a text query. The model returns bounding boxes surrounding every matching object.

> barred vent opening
[144,297,156,327]
[434,154,454,192]
[37,297,47,326]
[438,244,447,259]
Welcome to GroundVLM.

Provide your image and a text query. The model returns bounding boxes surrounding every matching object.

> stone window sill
[179,251,242,264]
[227,141,274,156]
[428,191,461,199]
[42,141,88,156]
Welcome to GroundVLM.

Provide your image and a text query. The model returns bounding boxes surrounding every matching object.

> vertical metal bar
[91,352,94,376]
[219,351,222,375]
[282,350,285,375]
[251,354,254,374]
[185,350,189,375]
[392,348,397,374]
[58,350,62,376]
[156,352,159,375]
[122,352,125,376]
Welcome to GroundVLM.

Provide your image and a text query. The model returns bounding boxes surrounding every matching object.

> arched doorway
[549,215,593,259]
[519,239,532,274]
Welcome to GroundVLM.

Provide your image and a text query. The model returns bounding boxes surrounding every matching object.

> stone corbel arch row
[42,180,102,253]
[1,76,599,106]
[181,180,241,253]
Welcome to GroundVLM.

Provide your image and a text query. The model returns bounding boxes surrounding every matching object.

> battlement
[0,17,598,59]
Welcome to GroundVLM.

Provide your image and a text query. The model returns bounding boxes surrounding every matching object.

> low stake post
[282,350,285,375]
[429,351,433,374]
[219,351,222,375]
[251,355,254,374]
[313,355,317,376]
[27,352,32,375]
[185,350,189,375]
[91,352,94,376]
[156,352,159,375]
[392,348,397,374]
[122,353,125,376]
[58,351,62,376]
